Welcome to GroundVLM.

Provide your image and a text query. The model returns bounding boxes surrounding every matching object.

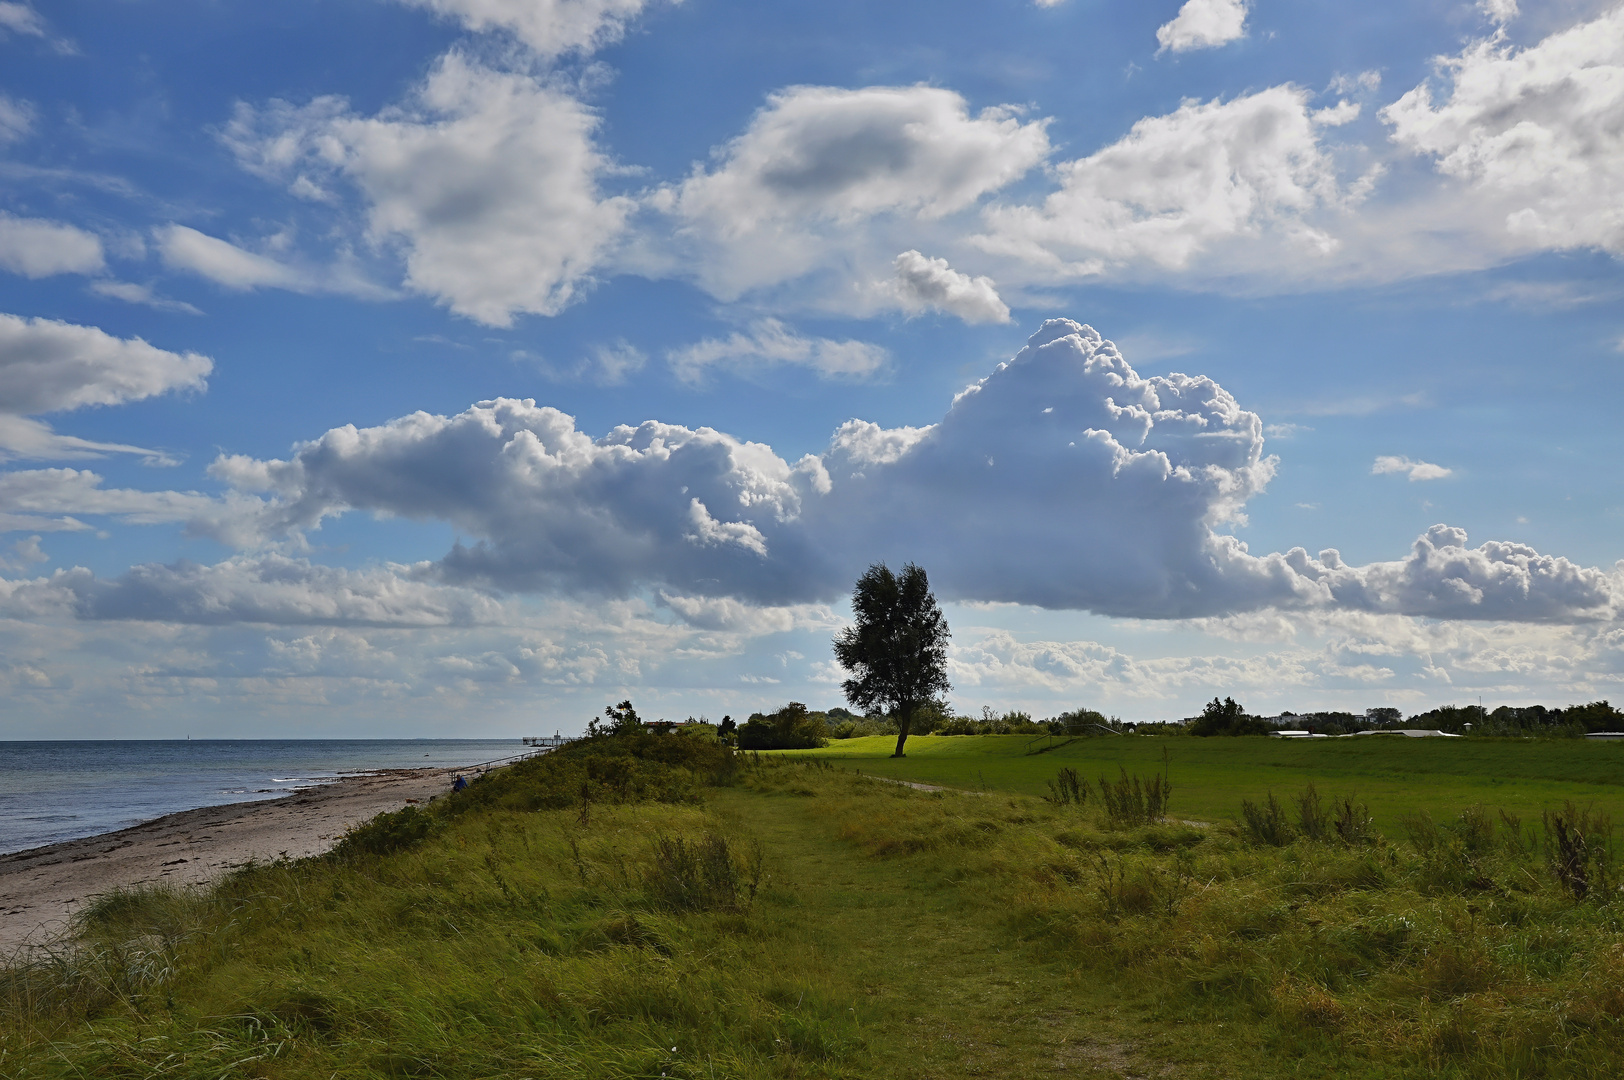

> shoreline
[0,766,462,955]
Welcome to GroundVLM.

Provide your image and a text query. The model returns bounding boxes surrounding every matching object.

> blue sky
[2,0,1623,737]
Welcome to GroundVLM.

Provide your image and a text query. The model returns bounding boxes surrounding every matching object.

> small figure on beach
[452,775,468,793]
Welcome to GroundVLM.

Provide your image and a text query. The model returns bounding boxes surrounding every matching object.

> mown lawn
[783,734,1624,830]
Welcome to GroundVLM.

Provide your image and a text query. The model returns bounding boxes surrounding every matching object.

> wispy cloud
[668,319,888,382]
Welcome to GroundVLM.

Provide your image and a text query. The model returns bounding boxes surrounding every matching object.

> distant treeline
[719,698,1624,749]
[1182,697,1624,737]
[731,703,1126,750]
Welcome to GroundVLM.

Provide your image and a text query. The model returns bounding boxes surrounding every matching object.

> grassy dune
[3,735,1623,1078]
[786,734,1624,828]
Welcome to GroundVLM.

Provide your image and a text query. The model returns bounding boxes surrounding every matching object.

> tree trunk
[892,704,912,757]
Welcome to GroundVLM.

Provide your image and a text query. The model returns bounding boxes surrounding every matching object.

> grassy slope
[785,735,1624,827]
[6,744,1624,1078]
[0,762,1189,1080]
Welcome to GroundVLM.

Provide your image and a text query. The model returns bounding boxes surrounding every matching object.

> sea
[0,739,528,856]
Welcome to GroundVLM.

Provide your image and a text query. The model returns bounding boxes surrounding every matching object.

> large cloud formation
[207,319,1615,622]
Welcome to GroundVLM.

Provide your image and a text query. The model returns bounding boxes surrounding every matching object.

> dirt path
[0,768,461,954]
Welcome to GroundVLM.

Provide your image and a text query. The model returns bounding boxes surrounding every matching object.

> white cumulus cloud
[979,86,1359,279]
[223,52,631,326]
[1156,0,1249,55]
[0,314,211,414]
[1373,455,1452,481]
[1278,525,1612,621]
[885,250,1010,323]
[826,419,934,469]
[655,84,1049,301]
[200,317,1619,624]
[206,397,830,601]
[1383,6,1624,258]
[0,214,105,278]
[0,314,212,462]
[397,0,674,58]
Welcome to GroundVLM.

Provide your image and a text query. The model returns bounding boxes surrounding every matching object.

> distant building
[1354,729,1461,738]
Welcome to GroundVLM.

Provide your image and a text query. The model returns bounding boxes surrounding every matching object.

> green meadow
[786,733,1624,828]
[5,732,1624,1078]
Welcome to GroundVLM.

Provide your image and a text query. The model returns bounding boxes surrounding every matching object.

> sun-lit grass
[784,733,1624,828]
[4,735,1624,1078]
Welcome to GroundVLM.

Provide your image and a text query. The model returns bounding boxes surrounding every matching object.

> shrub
[1543,802,1615,901]
[1098,768,1171,828]
[1044,767,1087,807]
[335,803,435,857]
[644,834,764,912]
[1296,782,1330,842]
[1332,796,1377,846]
[1241,793,1295,847]
[737,702,829,750]
[448,729,739,818]
[1048,708,1113,736]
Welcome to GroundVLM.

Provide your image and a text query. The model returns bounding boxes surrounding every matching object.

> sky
[2,0,1623,738]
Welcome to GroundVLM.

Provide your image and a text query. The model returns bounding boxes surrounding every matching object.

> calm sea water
[0,740,527,855]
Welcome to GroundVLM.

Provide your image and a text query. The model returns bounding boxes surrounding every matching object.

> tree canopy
[1189,697,1271,737]
[833,562,951,758]
[736,702,828,750]
[586,700,642,738]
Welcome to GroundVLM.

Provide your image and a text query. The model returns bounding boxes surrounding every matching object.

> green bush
[334,804,435,857]
[736,702,828,750]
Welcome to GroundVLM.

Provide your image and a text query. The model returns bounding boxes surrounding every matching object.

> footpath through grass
[4,733,1624,1078]
[786,734,1624,828]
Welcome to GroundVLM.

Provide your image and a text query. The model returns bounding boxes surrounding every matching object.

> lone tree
[833,562,951,758]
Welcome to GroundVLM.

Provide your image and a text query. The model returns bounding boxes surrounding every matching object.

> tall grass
[7,745,1624,1078]
[820,768,1624,1076]
[0,738,859,1080]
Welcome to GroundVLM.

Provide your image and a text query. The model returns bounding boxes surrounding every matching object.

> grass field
[4,733,1624,1078]
[783,734,1624,829]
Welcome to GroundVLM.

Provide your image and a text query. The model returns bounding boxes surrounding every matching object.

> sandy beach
[0,766,461,955]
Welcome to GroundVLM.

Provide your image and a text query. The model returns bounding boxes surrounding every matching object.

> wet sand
[0,767,461,955]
